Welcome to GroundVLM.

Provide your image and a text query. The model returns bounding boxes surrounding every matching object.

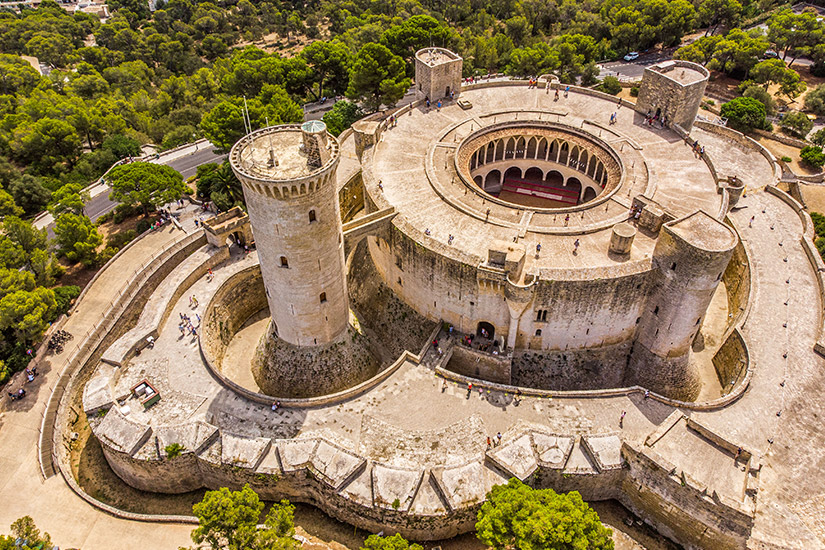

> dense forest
[0,0,824,382]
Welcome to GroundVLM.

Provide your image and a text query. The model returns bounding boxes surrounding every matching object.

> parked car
[623,51,640,61]
[764,49,779,59]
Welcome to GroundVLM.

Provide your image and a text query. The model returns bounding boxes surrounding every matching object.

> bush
[53,285,81,316]
[113,203,138,224]
[599,76,622,95]
[781,156,793,163]
[804,84,825,116]
[742,85,776,115]
[107,229,136,249]
[811,212,825,237]
[96,246,119,266]
[780,111,814,138]
[0,360,9,385]
[136,219,152,234]
[800,146,825,169]
[630,85,639,97]
[721,97,768,133]
[165,443,185,458]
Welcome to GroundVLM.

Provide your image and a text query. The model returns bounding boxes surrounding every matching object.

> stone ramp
[100,243,229,367]
[692,126,776,190]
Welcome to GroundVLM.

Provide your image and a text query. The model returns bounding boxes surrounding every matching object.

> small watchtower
[414,47,463,101]
[635,60,709,132]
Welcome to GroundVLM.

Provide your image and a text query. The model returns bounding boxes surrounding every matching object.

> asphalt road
[81,147,226,223]
[598,51,677,81]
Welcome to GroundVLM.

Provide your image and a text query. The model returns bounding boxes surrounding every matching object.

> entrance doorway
[445,86,451,98]
[477,321,495,340]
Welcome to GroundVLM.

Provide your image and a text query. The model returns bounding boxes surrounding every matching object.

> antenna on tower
[243,96,253,136]
[266,117,278,167]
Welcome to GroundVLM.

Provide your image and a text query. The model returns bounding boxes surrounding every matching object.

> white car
[623,52,640,61]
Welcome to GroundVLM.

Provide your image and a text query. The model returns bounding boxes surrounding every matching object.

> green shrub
[721,97,767,133]
[96,211,113,224]
[781,156,793,163]
[53,285,81,316]
[0,360,9,385]
[800,146,825,169]
[96,246,119,266]
[136,219,152,234]
[811,212,825,237]
[630,85,639,97]
[780,111,814,139]
[107,229,136,250]
[113,203,138,224]
[598,76,622,95]
[165,443,185,458]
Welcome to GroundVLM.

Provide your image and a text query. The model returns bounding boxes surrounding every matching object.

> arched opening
[587,156,598,178]
[578,150,589,172]
[470,151,478,170]
[569,145,580,167]
[474,175,484,188]
[308,209,316,223]
[485,170,502,194]
[565,177,582,203]
[526,137,537,159]
[477,321,495,340]
[515,137,526,158]
[319,292,327,303]
[558,142,569,165]
[582,187,598,202]
[280,256,289,268]
[504,138,516,159]
[535,329,542,336]
[523,167,543,184]
[494,140,504,161]
[537,138,548,160]
[503,167,522,185]
[486,143,495,163]
[546,170,564,187]
[549,140,560,162]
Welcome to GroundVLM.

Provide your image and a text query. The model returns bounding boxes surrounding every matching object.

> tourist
[437,100,442,111]
[564,214,570,226]
[620,410,626,428]
[487,436,492,449]
[573,239,580,252]
[564,85,569,97]
[272,401,280,411]
[496,432,502,446]
[536,243,541,254]
[644,389,650,399]
[554,89,559,101]
[749,216,754,228]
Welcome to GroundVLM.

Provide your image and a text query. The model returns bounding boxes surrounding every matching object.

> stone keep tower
[635,60,709,132]
[415,47,463,101]
[628,211,737,400]
[229,121,348,347]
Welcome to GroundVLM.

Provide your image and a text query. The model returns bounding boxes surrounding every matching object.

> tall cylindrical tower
[229,121,347,347]
[628,210,737,400]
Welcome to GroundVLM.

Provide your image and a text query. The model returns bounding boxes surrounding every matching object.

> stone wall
[511,341,632,390]
[722,238,750,332]
[446,344,512,384]
[620,441,753,550]
[339,171,365,223]
[201,264,268,367]
[712,328,748,390]
[635,61,708,132]
[251,325,380,398]
[348,241,437,362]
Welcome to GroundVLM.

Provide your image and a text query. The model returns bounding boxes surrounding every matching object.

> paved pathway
[0,206,203,548]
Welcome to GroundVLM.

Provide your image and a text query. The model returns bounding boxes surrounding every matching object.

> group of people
[629,204,643,221]
[690,139,705,158]
[486,432,503,449]
[644,110,667,128]
[609,111,619,125]
[178,310,200,338]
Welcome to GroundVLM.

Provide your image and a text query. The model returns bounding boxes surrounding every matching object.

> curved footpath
[0,209,203,549]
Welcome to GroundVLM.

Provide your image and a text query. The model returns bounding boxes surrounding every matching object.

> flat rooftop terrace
[652,62,707,85]
[366,85,722,274]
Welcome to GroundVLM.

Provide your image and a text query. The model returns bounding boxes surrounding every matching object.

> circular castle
[72,50,824,549]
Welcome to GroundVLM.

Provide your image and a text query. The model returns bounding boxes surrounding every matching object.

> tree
[780,111,813,139]
[102,134,142,159]
[475,479,614,550]
[811,129,825,147]
[805,84,825,116]
[708,28,769,77]
[599,76,622,95]
[10,117,82,175]
[800,146,825,169]
[697,0,742,35]
[301,40,351,100]
[188,485,299,550]
[768,8,824,64]
[749,59,805,102]
[3,216,47,256]
[720,97,767,133]
[49,182,88,216]
[362,533,423,550]
[346,43,411,112]
[0,189,23,217]
[742,84,777,115]
[54,212,102,265]
[0,287,57,342]
[7,175,51,217]
[675,35,723,66]
[0,516,54,550]
[108,162,187,215]
[322,100,364,136]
